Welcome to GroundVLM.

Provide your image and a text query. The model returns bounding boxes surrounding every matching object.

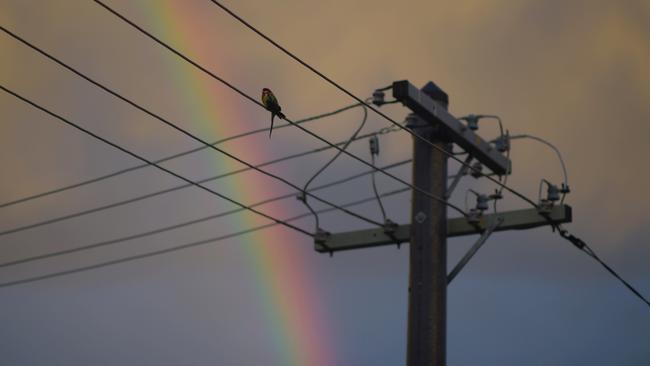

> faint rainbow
[134,2,335,366]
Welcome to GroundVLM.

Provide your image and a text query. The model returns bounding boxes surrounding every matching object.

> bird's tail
[269,114,275,138]
[278,111,285,120]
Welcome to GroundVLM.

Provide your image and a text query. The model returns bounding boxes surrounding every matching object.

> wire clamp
[470,162,484,178]
[314,228,332,255]
[296,191,307,202]
[372,89,386,106]
[369,135,380,155]
[382,219,401,248]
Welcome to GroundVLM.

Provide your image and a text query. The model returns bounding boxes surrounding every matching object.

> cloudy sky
[1,1,649,365]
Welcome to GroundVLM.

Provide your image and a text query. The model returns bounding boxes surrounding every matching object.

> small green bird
[261,88,285,138]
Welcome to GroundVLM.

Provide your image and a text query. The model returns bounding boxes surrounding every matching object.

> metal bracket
[446,155,473,199]
[392,80,511,175]
[315,205,572,253]
[447,217,503,284]
[383,219,401,248]
[313,228,332,255]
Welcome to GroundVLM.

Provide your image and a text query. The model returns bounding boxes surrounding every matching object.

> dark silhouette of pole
[406,110,449,366]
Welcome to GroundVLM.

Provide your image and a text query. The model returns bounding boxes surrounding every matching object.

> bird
[261,88,285,138]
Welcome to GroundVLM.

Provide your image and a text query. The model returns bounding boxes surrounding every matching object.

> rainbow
[136,2,335,365]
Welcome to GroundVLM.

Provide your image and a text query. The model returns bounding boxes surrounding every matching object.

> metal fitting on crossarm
[372,89,386,106]
[296,191,306,202]
[459,114,480,131]
[314,228,332,256]
[538,179,559,214]
[382,219,401,248]
[369,135,380,156]
[489,188,503,201]
[493,131,510,153]
[465,189,489,224]
[470,162,484,178]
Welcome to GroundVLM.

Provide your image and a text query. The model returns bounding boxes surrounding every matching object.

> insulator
[561,183,571,194]
[463,114,480,131]
[372,90,385,106]
[476,194,489,211]
[547,184,560,202]
[467,209,482,224]
[494,135,510,152]
[470,162,483,178]
[369,135,380,155]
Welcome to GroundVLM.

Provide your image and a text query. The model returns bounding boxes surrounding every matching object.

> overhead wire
[369,135,388,222]
[551,223,650,308]
[204,0,538,210]
[91,0,467,217]
[3,3,643,310]
[510,134,569,204]
[0,124,400,237]
[0,187,410,288]
[94,0,648,310]
[0,30,385,230]
[0,159,411,269]
[298,102,369,231]
[198,4,648,307]
[1,85,313,237]
[0,95,364,209]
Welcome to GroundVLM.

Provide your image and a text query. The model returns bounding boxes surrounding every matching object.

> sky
[1,0,649,365]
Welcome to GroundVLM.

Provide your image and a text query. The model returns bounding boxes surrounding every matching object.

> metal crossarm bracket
[446,155,473,199]
[447,216,503,284]
[392,80,511,175]
[314,205,572,253]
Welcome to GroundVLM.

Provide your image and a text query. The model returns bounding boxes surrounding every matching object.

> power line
[0,56,385,232]
[0,187,410,288]
[510,134,569,204]
[299,102,369,231]
[205,0,539,208]
[0,124,399,237]
[202,1,650,311]
[0,159,410,269]
[90,0,467,217]
[15,0,642,312]
[0,97,363,208]
[1,85,314,236]
[552,224,650,308]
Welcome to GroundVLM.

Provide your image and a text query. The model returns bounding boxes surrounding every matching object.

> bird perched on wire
[261,88,286,138]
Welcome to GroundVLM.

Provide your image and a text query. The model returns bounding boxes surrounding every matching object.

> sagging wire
[0,23,370,210]
[0,187,411,288]
[368,133,401,247]
[297,100,370,238]
[458,114,505,140]
[510,134,570,204]
[0,159,412,269]
[369,135,387,221]
[90,2,469,217]
[371,88,400,106]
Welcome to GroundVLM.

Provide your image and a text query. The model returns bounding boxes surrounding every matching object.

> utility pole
[406,111,449,366]
[313,80,572,366]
